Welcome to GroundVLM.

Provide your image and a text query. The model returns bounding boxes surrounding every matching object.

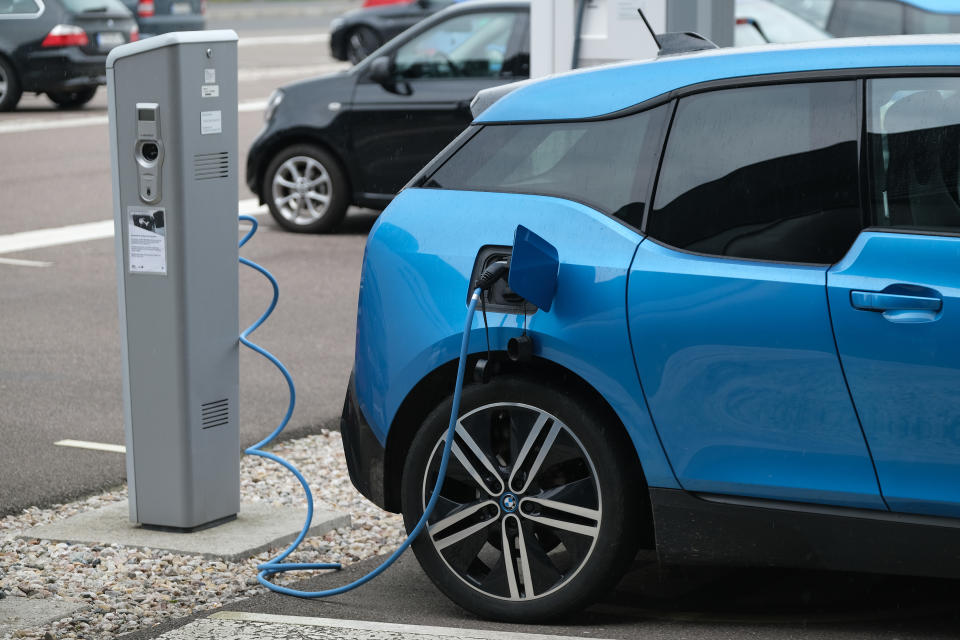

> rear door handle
[850,291,942,312]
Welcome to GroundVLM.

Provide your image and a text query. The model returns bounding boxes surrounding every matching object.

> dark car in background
[0,0,137,110]
[330,0,454,63]
[120,0,203,39]
[248,0,530,233]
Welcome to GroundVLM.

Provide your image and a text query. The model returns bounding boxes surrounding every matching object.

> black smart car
[247,0,530,233]
[0,0,137,110]
[330,0,454,64]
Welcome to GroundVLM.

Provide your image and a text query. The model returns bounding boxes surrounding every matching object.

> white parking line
[0,99,270,135]
[0,199,266,256]
[239,33,330,47]
[0,257,53,267]
[164,612,618,640]
[54,439,126,454]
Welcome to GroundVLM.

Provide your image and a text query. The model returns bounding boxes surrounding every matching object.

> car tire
[47,86,98,109]
[0,56,22,112]
[401,375,643,623]
[263,144,349,233]
[346,25,382,64]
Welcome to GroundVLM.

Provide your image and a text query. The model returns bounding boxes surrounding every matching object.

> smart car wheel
[402,376,642,622]
[47,86,97,109]
[0,56,22,112]
[264,144,349,233]
[346,26,382,64]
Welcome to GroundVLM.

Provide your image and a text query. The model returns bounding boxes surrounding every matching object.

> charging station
[107,31,241,531]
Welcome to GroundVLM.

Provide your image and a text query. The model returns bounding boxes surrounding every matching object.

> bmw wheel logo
[500,493,518,513]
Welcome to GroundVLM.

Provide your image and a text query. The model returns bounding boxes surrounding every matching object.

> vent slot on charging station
[201,398,229,428]
[194,151,229,180]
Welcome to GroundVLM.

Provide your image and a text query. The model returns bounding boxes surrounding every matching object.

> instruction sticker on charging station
[128,206,167,274]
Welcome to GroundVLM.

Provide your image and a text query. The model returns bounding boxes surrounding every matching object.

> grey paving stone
[20,501,349,561]
[0,596,82,637]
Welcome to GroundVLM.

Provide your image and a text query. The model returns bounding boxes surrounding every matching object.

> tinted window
[0,0,40,14]
[395,11,519,79]
[828,0,903,36]
[648,82,861,264]
[867,77,960,231]
[60,0,128,12]
[425,104,669,225]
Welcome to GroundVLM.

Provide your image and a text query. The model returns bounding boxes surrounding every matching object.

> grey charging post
[107,31,240,531]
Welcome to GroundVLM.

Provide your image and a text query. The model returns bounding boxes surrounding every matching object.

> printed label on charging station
[128,206,167,274]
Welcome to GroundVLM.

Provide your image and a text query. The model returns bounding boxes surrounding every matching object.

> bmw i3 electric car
[342,35,960,621]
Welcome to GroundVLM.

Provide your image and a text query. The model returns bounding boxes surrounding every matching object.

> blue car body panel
[627,240,885,509]
[902,0,960,12]
[828,231,960,517]
[354,188,680,489]
[477,38,960,123]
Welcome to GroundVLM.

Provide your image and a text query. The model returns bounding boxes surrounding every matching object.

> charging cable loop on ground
[238,214,481,597]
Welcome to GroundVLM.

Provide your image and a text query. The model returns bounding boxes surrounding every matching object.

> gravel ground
[0,430,405,640]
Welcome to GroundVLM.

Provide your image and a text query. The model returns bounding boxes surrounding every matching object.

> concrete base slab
[0,596,83,636]
[21,501,349,561]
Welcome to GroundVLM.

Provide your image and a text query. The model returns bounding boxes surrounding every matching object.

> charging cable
[238,214,489,597]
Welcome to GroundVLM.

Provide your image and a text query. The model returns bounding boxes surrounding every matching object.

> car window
[394,11,519,79]
[648,81,861,264]
[59,0,127,12]
[0,0,41,14]
[827,0,903,36]
[424,104,670,225]
[867,77,960,232]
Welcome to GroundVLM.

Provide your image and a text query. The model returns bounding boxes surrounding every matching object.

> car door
[628,80,886,509]
[827,76,960,518]
[349,7,528,197]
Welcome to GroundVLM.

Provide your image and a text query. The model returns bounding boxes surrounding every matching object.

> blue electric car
[341,35,960,621]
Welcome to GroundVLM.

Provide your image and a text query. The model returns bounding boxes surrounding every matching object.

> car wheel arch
[257,134,354,206]
[382,352,655,549]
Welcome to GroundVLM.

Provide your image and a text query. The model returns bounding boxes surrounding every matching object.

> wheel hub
[422,402,601,602]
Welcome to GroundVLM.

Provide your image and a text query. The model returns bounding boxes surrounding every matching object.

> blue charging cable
[238,215,481,597]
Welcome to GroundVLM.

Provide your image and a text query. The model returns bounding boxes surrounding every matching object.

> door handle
[850,291,942,312]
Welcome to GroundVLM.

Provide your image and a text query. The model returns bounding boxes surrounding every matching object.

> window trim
[0,0,44,18]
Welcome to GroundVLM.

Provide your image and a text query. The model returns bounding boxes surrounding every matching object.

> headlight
[264,89,284,123]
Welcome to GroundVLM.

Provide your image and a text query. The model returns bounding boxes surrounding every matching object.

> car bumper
[340,372,389,510]
[19,49,107,93]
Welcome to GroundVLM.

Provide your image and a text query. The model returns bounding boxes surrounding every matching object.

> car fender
[353,187,680,489]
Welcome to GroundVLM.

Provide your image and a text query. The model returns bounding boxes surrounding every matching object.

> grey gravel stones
[0,430,405,640]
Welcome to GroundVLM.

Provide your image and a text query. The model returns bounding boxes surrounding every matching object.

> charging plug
[477,260,509,291]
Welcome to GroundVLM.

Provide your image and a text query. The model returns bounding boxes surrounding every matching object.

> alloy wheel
[270,155,333,226]
[0,65,7,104]
[420,402,601,601]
